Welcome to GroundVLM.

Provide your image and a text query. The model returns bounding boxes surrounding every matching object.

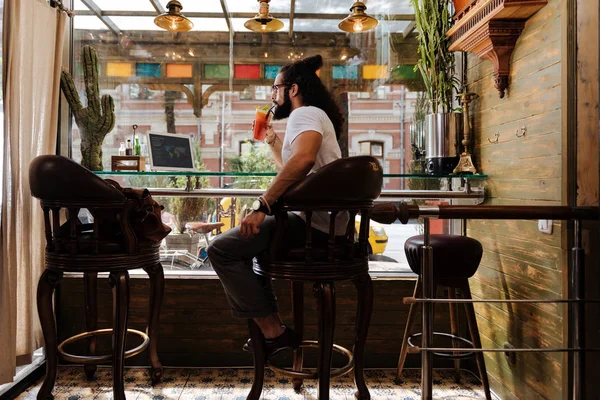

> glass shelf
[94,171,489,179]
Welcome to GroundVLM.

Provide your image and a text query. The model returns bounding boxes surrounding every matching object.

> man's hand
[240,210,266,237]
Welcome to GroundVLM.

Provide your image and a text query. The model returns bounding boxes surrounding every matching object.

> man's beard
[272,90,292,120]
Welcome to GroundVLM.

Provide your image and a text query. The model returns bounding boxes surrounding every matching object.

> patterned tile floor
[16,367,497,400]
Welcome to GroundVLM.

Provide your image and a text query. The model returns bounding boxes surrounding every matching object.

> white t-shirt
[281,106,348,235]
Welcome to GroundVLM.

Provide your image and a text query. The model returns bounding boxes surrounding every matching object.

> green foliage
[60,46,115,171]
[228,141,277,208]
[411,0,459,114]
[413,92,429,123]
[228,141,276,189]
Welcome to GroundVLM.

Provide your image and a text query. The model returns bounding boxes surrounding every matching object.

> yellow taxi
[214,198,388,255]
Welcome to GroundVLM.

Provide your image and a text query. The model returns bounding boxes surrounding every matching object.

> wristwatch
[251,197,271,214]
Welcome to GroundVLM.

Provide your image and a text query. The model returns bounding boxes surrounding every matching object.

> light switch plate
[538,219,553,234]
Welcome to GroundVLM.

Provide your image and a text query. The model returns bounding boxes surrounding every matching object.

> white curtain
[0,0,66,384]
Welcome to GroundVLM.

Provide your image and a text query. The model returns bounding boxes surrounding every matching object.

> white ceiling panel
[73,0,87,11]
[226,0,290,13]
[378,20,412,34]
[294,19,345,33]
[110,16,164,30]
[367,0,413,15]
[177,0,224,14]
[295,0,350,15]
[92,0,155,12]
[74,15,111,30]
[189,18,230,31]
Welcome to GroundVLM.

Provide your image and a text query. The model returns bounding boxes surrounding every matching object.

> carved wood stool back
[247,156,383,400]
[30,155,165,400]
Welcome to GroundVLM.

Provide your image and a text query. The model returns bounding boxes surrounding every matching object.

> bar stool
[247,156,383,400]
[30,155,168,400]
[397,234,492,400]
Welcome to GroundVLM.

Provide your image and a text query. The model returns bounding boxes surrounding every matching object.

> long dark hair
[280,55,343,139]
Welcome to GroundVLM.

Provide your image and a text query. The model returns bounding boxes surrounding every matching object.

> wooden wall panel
[56,276,462,370]
[467,0,566,398]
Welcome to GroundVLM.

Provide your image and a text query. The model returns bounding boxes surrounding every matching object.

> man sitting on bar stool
[208,54,346,356]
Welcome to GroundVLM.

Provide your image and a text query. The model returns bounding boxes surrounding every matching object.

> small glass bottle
[125,139,133,155]
[134,138,141,156]
[118,142,126,156]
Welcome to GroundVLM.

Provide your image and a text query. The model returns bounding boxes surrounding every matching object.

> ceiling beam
[80,0,121,36]
[73,10,414,21]
[288,0,295,38]
[148,0,165,14]
[219,0,232,34]
[402,21,416,38]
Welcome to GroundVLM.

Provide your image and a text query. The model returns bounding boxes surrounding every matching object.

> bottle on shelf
[125,139,133,156]
[134,137,141,156]
[118,142,126,156]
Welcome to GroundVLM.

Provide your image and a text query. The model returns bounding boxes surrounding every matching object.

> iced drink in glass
[253,106,271,141]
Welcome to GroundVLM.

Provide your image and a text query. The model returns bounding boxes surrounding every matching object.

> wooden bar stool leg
[109,271,130,400]
[291,281,304,392]
[83,272,98,380]
[247,319,266,400]
[352,274,373,400]
[144,263,165,385]
[447,286,461,383]
[37,269,63,400]
[395,278,421,383]
[459,282,492,400]
[314,282,336,400]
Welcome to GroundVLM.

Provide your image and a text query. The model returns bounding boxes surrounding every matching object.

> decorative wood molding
[447,0,547,98]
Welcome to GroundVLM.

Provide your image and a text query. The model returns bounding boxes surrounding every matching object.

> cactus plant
[60,46,115,171]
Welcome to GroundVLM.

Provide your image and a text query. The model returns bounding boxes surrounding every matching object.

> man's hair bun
[302,55,323,73]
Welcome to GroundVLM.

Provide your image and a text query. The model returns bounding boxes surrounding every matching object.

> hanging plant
[411,0,460,114]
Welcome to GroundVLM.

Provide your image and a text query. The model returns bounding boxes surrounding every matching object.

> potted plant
[61,46,115,171]
[409,92,429,173]
[411,0,462,175]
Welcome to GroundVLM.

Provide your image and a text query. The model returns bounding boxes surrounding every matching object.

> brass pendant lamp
[244,0,284,32]
[154,1,193,32]
[338,1,378,33]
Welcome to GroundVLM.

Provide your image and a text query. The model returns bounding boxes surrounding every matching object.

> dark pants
[208,212,315,318]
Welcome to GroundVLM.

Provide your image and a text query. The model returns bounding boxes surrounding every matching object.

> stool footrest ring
[408,332,474,359]
[266,340,354,379]
[58,328,149,364]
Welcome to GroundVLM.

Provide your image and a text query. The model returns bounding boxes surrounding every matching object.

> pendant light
[154,1,193,32]
[244,0,284,33]
[338,1,378,33]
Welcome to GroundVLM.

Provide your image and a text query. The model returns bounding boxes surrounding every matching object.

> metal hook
[515,126,527,138]
[488,132,499,144]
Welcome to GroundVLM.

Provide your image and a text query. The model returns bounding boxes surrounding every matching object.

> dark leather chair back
[29,155,140,259]
[259,156,383,281]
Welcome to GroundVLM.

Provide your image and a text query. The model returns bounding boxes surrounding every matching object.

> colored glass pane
[391,65,419,80]
[264,65,282,79]
[332,65,358,79]
[106,62,132,77]
[362,65,388,80]
[234,64,261,79]
[136,63,162,77]
[166,64,193,78]
[204,64,230,79]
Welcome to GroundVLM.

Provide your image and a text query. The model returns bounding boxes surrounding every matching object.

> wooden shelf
[446,0,547,98]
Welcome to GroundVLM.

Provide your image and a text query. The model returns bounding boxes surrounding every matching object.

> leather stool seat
[247,156,383,400]
[30,155,167,400]
[397,233,491,400]
[404,234,483,279]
